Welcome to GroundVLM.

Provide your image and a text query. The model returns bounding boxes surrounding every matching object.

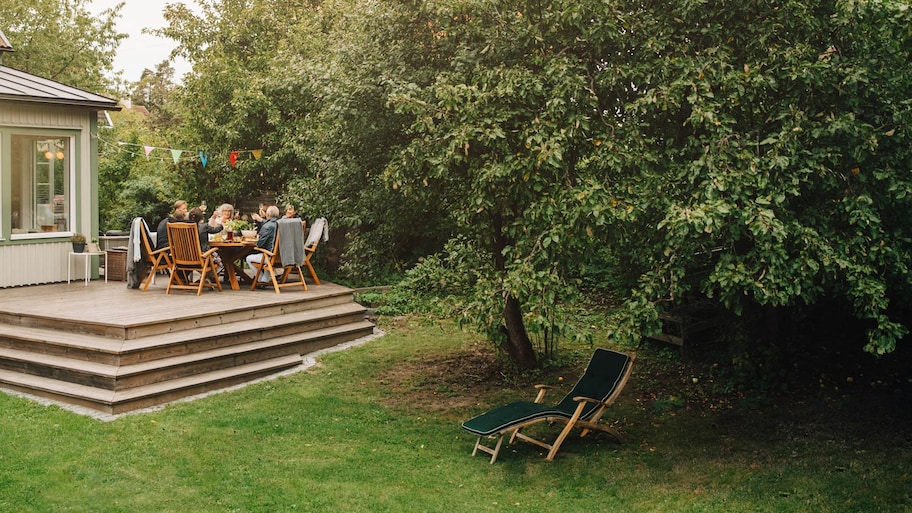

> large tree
[0,0,124,92]
[388,0,628,368]
[389,0,912,365]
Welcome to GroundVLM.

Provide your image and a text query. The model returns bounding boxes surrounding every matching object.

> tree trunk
[500,294,539,370]
[491,212,538,369]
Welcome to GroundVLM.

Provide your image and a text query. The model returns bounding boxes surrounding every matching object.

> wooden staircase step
[0,321,374,388]
[0,303,366,358]
[0,354,304,414]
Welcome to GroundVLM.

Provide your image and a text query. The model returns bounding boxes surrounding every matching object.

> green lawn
[0,316,909,512]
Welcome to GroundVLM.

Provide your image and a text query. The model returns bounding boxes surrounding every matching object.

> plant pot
[72,243,86,253]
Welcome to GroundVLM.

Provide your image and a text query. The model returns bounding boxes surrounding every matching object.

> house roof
[0,65,120,111]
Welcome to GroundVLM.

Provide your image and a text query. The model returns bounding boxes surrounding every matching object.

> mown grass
[0,316,909,512]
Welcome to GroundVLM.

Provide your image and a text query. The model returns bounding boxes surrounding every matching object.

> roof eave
[0,94,121,111]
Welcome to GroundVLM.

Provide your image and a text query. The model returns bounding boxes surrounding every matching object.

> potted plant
[70,233,87,253]
[85,237,102,254]
[226,219,252,238]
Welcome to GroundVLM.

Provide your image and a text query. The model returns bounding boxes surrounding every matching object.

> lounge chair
[461,348,635,463]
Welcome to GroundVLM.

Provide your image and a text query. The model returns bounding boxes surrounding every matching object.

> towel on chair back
[277,218,305,267]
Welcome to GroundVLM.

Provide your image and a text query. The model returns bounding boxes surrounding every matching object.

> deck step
[0,321,374,386]
[0,282,375,414]
[1,302,366,353]
[0,354,304,414]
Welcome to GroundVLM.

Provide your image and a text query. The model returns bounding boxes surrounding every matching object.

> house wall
[0,103,98,287]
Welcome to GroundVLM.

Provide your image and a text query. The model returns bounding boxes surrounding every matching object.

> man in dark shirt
[246,205,280,282]
[155,200,190,250]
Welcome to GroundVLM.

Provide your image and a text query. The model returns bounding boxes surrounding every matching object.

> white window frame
[8,131,77,241]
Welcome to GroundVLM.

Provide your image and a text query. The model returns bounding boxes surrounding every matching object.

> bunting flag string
[100,136,265,166]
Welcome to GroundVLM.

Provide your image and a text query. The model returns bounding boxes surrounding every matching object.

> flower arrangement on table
[224,220,257,240]
[225,220,251,233]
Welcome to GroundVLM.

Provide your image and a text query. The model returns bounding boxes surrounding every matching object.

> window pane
[10,135,70,234]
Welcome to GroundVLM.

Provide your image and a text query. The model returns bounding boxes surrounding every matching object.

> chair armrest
[252,247,275,258]
[149,246,170,256]
[202,248,220,258]
[533,384,557,403]
[572,396,608,407]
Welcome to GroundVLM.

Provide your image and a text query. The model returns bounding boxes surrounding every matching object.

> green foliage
[600,0,912,355]
[278,0,455,282]
[143,0,912,365]
[0,0,124,92]
[98,109,180,231]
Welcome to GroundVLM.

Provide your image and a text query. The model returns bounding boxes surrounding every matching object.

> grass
[0,315,910,512]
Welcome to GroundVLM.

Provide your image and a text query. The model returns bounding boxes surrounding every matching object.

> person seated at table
[155,200,190,251]
[216,203,235,225]
[245,205,280,283]
[250,204,268,232]
[208,203,235,238]
[283,203,301,219]
[189,207,222,251]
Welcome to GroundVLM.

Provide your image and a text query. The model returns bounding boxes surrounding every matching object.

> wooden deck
[0,279,375,415]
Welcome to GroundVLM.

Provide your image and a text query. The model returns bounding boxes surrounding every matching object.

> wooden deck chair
[249,218,308,293]
[139,220,176,291]
[165,222,222,295]
[462,348,635,463]
[302,217,327,285]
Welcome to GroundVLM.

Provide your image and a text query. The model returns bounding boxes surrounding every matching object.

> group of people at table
[154,199,301,285]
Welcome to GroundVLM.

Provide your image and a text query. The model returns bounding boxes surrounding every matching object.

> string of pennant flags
[98,137,264,168]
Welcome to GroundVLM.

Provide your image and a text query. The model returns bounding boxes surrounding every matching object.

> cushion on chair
[462,402,565,437]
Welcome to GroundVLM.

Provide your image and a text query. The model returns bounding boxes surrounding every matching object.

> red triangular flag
[229,151,239,167]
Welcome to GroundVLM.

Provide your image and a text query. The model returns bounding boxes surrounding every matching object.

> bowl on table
[241,230,258,240]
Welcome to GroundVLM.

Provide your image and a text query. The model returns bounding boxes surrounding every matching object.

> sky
[87,0,196,84]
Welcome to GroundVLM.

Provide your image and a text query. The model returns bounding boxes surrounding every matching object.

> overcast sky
[88,0,196,83]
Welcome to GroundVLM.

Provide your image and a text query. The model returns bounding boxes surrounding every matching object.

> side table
[68,251,108,286]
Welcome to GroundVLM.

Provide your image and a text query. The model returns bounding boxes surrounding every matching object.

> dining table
[210,238,259,290]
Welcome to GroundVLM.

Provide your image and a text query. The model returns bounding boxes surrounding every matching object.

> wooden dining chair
[165,222,222,295]
[249,218,308,293]
[302,217,327,285]
[139,222,177,291]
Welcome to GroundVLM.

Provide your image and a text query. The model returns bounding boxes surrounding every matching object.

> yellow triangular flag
[251,149,263,160]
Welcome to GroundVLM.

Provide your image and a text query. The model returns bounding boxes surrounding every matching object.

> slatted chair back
[139,220,175,291]
[165,222,222,295]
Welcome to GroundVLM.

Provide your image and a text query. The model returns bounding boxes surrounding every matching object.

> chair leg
[165,267,176,294]
[471,435,506,464]
[141,269,155,291]
[545,403,588,461]
[305,258,320,285]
